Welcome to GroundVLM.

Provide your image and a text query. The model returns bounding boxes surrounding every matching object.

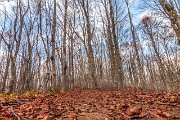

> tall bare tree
[125,0,146,89]
[109,0,124,89]
[6,0,29,94]
[79,0,98,88]
[158,0,180,45]
[51,0,57,90]
[61,0,68,90]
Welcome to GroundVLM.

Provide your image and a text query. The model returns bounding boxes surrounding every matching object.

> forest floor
[0,88,180,120]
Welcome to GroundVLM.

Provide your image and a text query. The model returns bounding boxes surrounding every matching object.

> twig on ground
[50,110,67,120]
[10,106,21,120]
[157,101,180,107]
[0,102,3,108]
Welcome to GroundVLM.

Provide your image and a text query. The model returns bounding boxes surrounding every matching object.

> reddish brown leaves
[142,16,151,25]
[0,90,180,119]
[129,105,142,116]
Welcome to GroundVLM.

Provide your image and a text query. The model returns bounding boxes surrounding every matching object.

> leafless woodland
[0,0,179,94]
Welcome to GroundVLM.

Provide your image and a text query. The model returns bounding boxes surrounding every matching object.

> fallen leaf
[128,106,142,116]
[109,105,115,110]
[67,113,77,118]
[158,105,166,110]
[36,114,44,119]
[2,117,9,120]
[42,115,49,120]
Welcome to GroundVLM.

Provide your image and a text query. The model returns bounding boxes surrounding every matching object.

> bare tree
[61,0,68,90]
[125,0,146,89]
[78,0,98,89]
[6,0,29,94]
[158,0,180,45]
[109,0,124,89]
[51,0,57,90]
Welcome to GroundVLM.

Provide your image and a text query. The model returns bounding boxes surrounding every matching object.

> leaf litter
[0,89,180,120]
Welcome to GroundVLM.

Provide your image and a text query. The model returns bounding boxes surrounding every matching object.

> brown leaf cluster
[0,89,180,120]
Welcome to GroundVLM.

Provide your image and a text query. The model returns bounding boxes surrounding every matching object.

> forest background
[0,0,179,94]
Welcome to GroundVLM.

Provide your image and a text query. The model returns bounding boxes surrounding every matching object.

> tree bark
[51,0,57,90]
[109,0,124,89]
[81,0,98,89]
[126,0,145,89]
[159,0,180,45]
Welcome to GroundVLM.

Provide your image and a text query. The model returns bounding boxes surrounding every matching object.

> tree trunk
[109,0,124,89]
[82,0,98,89]
[158,0,180,45]
[126,0,145,89]
[51,0,57,90]
[103,0,116,85]
[61,0,68,90]
[2,51,10,92]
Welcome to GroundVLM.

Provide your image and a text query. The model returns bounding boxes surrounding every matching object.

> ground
[0,89,180,120]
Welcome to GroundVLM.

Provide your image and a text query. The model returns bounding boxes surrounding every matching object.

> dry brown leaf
[109,105,115,110]
[67,113,77,118]
[42,115,49,120]
[162,112,171,118]
[127,106,142,116]
[158,105,167,110]
[36,114,44,119]
[2,117,9,120]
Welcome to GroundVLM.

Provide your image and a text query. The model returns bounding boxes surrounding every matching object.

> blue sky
[0,0,151,56]
[131,0,149,24]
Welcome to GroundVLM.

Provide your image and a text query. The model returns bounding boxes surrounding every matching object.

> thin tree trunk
[158,0,180,45]
[81,0,98,89]
[8,0,29,93]
[109,0,124,89]
[2,50,10,92]
[51,0,57,90]
[126,0,145,89]
[148,30,167,90]
[103,0,116,85]
[62,0,68,90]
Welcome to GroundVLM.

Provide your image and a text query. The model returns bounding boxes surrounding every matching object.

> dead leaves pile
[0,89,180,120]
